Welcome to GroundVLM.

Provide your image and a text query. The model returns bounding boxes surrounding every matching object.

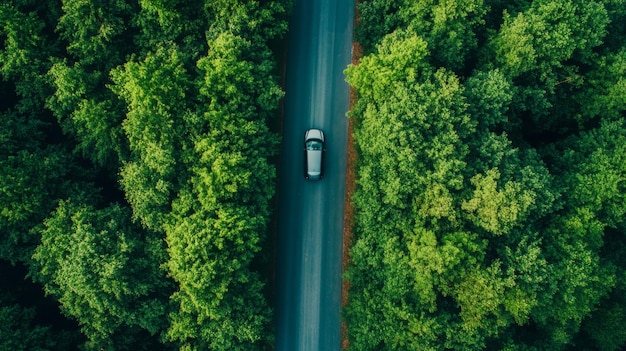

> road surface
[275,0,354,350]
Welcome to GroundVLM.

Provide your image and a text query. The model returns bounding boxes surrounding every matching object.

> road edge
[341,2,362,349]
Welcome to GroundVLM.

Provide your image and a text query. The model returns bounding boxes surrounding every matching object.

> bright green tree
[32,200,172,351]
[344,0,622,349]
[110,44,192,230]
[164,30,280,351]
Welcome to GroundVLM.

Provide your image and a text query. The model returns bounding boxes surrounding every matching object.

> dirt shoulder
[341,34,363,350]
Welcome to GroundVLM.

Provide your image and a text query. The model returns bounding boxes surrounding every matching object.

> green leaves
[575,49,626,125]
[56,0,133,66]
[560,120,626,228]
[462,168,535,235]
[110,44,191,229]
[401,0,488,70]
[346,0,625,349]
[0,148,72,263]
[492,0,609,79]
[0,4,49,81]
[162,25,281,349]
[464,69,514,129]
[165,203,273,351]
[1,0,288,349]
[47,61,125,167]
[347,30,429,101]
[0,292,71,351]
[32,200,171,350]
[198,32,284,120]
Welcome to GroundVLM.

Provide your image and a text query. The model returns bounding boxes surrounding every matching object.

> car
[304,128,325,180]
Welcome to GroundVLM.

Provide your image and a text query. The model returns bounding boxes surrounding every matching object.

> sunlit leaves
[198,32,284,120]
[204,0,290,43]
[165,203,273,351]
[162,13,282,349]
[1,0,288,349]
[462,168,535,235]
[110,44,190,229]
[32,200,171,349]
[492,0,609,79]
[346,0,625,349]
[346,30,429,101]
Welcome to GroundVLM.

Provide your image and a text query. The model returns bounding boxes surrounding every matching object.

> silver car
[304,128,325,180]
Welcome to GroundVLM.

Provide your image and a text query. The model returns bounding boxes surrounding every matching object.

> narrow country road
[275,1,354,350]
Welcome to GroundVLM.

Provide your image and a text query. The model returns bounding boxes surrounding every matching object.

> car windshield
[306,140,323,151]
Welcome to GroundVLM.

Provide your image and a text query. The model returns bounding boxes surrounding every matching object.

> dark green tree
[0,292,76,351]
[2,0,289,349]
[487,0,610,135]
[354,0,403,52]
[47,61,126,168]
[0,147,72,263]
[400,0,488,71]
[56,0,135,68]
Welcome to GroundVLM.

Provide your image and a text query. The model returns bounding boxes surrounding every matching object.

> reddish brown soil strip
[341,33,363,351]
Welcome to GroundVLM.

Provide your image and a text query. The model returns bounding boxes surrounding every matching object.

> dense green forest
[0,0,289,349]
[345,0,626,350]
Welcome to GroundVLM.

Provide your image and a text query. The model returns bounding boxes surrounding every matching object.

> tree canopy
[0,0,289,349]
[345,0,626,349]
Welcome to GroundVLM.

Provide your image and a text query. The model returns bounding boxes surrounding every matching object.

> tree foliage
[162,27,281,351]
[0,0,289,349]
[346,0,626,349]
[0,292,76,351]
[110,44,191,230]
[32,200,171,350]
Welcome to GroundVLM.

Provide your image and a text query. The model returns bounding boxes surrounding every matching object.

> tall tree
[400,0,488,71]
[56,0,135,68]
[109,44,192,230]
[344,0,623,349]
[487,0,610,135]
[31,200,172,351]
[0,292,77,351]
[0,146,73,263]
[164,30,280,351]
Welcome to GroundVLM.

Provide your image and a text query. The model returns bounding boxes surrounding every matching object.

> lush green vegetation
[0,0,289,349]
[345,0,626,350]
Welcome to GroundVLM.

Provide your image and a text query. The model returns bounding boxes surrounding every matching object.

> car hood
[305,129,324,142]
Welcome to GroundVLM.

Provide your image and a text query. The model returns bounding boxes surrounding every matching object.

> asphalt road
[275,1,354,350]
